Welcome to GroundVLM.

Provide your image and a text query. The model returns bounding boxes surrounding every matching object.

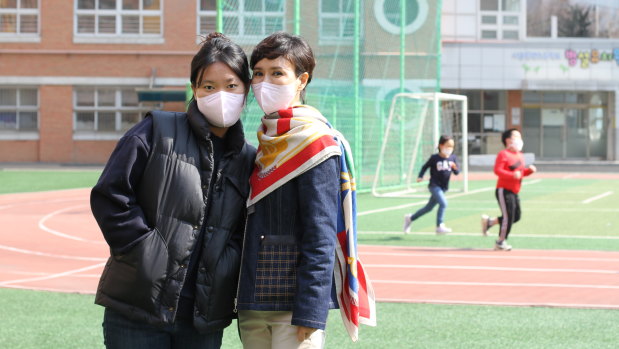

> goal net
[371,92,469,197]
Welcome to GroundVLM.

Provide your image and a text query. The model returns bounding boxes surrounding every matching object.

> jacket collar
[186,100,246,155]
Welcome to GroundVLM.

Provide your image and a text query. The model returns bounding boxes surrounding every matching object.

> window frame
[0,87,39,140]
[73,0,164,44]
[318,0,356,44]
[72,87,154,140]
[0,0,40,42]
[478,0,524,41]
[196,0,286,45]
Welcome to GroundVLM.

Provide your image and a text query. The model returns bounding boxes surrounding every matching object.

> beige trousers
[238,310,326,349]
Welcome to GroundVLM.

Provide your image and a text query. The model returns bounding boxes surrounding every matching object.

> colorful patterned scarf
[248,105,376,341]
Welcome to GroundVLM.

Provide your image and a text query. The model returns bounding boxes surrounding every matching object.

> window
[319,0,354,41]
[75,0,162,43]
[198,0,285,44]
[527,0,619,39]
[0,88,38,138]
[73,88,152,139]
[445,89,506,154]
[197,0,216,37]
[479,0,521,40]
[0,0,39,41]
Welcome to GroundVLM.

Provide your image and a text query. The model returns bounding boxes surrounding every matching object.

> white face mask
[252,81,299,115]
[195,91,245,128]
[441,147,453,156]
[511,138,524,151]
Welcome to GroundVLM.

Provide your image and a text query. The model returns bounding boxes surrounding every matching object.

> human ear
[297,72,309,91]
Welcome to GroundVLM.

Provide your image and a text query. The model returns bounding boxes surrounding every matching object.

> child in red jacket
[481,128,537,251]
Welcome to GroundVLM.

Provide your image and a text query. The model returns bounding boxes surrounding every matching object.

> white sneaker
[403,214,413,234]
[481,214,490,236]
[435,224,452,235]
[494,240,512,251]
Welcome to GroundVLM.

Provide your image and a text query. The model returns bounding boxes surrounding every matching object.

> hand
[528,164,537,173]
[514,170,522,180]
[416,177,423,183]
[450,162,458,170]
[297,326,317,342]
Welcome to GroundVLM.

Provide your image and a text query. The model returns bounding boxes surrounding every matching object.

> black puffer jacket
[91,102,256,332]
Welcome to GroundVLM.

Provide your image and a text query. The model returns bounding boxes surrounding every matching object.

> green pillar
[353,0,362,179]
[435,0,442,92]
[216,0,223,33]
[293,0,300,35]
[399,0,406,184]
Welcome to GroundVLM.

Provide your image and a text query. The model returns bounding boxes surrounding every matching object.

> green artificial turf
[1,289,617,349]
[0,170,101,194]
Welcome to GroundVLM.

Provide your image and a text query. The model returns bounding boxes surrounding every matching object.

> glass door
[541,108,564,158]
[565,108,587,158]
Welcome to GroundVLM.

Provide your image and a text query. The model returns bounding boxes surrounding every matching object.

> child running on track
[403,135,459,234]
[481,128,537,251]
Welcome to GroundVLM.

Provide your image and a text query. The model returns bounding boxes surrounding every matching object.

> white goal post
[371,92,469,197]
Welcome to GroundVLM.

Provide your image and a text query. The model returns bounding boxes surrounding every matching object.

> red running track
[1,188,618,309]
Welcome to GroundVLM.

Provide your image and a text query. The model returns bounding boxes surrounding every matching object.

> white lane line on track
[361,251,619,262]
[358,231,619,240]
[582,191,613,204]
[38,204,104,244]
[0,262,106,286]
[0,244,107,261]
[0,196,86,211]
[375,298,619,309]
[358,180,541,216]
[372,280,619,289]
[365,264,618,274]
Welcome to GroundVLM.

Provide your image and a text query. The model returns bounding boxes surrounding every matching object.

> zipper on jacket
[233,210,250,313]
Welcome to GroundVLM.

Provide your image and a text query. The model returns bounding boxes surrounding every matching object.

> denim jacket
[236,155,340,330]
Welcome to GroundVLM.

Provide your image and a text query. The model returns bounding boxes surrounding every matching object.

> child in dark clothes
[403,135,459,234]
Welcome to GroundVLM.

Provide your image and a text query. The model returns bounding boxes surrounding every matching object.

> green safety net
[202,0,442,192]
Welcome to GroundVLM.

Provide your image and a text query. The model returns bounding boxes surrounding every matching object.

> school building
[2,0,616,164]
[442,0,618,160]
[0,0,441,165]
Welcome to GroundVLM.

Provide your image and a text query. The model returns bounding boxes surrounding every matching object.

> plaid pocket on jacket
[255,235,300,304]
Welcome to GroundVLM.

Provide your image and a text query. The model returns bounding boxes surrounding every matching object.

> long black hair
[189,32,250,103]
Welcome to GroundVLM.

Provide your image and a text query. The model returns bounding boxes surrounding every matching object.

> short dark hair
[190,33,250,102]
[250,32,316,102]
[501,128,519,146]
[438,135,454,151]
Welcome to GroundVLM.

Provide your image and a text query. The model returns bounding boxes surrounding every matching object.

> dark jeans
[102,308,223,349]
[496,188,521,241]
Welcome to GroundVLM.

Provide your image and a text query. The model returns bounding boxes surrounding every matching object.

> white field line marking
[0,244,107,261]
[375,298,619,309]
[359,179,541,217]
[359,186,494,216]
[372,280,619,290]
[38,204,104,244]
[358,230,619,240]
[361,251,619,263]
[0,284,96,294]
[582,191,613,204]
[0,262,106,286]
[364,264,618,274]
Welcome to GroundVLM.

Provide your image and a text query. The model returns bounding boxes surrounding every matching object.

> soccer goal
[371,92,469,197]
